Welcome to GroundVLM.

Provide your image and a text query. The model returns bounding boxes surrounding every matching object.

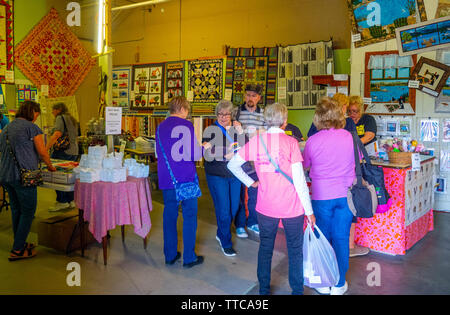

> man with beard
[233,84,266,238]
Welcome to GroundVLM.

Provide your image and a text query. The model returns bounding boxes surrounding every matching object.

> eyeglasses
[218,113,231,117]
[348,109,360,114]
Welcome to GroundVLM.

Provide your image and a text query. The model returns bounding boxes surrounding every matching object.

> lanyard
[214,121,240,153]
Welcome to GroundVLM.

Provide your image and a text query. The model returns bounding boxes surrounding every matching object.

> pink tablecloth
[74,177,152,243]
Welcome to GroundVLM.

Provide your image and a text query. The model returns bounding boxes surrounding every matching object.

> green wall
[287,48,351,138]
[14,0,48,81]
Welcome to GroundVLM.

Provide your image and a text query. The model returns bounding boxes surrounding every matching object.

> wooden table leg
[121,225,125,242]
[102,236,108,266]
[79,209,85,257]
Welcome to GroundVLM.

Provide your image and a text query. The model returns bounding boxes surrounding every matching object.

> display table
[74,177,153,265]
[355,156,435,255]
[113,146,156,164]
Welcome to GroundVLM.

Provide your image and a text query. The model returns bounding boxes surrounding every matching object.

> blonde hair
[264,103,288,128]
[348,95,364,114]
[332,93,349,109]
[313,97,345,130]
[169,96,190,114]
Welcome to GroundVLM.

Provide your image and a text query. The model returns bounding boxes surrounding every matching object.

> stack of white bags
[124,158,149,178]
[74,145,149,183]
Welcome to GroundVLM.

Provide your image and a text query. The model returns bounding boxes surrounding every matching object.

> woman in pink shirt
[302,97,356,295]
[228,103,315,295]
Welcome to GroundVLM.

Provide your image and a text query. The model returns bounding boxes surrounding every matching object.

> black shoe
[183,256,204,268]
[165,252,181,265]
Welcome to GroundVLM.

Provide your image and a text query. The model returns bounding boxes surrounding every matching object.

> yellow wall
[111,0,351,65]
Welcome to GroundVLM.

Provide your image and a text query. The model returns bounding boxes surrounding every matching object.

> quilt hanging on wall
[188,58,224,105]
[165,61,185,103]
[277,40,333,109]
[132,63,165,110]
[364,50,416,115]
[112,67,131,110]
[435,49,450,113]
[14,8,96,98]
[0,0,13,84]
[347,0,427,48]
[225,47,277,106]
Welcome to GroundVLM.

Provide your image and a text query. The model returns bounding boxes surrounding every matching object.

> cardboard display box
[37,215,96,253]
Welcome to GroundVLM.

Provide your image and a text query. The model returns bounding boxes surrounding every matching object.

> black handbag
[347,132,378,218]
[6,131,43,187]
[353,132,391,210]
[53,115,70,151]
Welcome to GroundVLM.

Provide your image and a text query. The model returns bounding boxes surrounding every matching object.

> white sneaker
[247,224,260,235]
[48,202,70,212]
[314,287,331,295]
[330,282,348,295]
[236,227,248,238]
[69,201,76,209]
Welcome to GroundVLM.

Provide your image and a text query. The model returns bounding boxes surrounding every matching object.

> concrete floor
[0,171,449,295]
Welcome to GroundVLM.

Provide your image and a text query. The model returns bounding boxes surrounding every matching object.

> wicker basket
[388,151,412,164]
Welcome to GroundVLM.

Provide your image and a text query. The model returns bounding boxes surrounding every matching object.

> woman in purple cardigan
[156,96,205,268]
[302,97,356,295]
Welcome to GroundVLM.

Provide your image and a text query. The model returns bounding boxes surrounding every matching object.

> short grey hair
[264,103,288,128]
[215,99,234,116]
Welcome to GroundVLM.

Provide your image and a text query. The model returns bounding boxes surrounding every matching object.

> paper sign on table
[411,153,421,171]
[333,74,348,81]
[105,107,122,135]
[408,80,420,89]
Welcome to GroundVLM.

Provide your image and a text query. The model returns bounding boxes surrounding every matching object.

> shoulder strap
[157,126,178,185]
[214,121,234,143]
[5,130,23,171]
[60,115,68,134]
[351,131,364,185]
[259,134,293,184]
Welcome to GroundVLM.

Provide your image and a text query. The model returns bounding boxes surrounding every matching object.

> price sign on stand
[105,107,122,135]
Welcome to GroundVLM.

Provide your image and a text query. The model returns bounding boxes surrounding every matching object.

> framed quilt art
[410,57,450,97]
[0,0,13,84]
[396,16,450,56]
[348,0,427,48]
[188,58,224,104]
[364,50,416,115]
[225,47,277,106]
[165,61,185,103]
[132,63,165,110]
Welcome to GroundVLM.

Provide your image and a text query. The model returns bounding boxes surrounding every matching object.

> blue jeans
[51,150,78,203]
[312,197,353,287]
[205,174,241,249]
[162,189,199,264]
[3,182,37,251]
[257,212,305,295]
[235,184,258,228]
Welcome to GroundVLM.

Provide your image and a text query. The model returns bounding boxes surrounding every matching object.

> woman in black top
[202,100,246,257]
[348,96,377,145]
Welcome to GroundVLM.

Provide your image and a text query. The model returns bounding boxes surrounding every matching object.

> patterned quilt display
[14,8,96,98]
[225,47,277,106]
[277,40,334,109]
[132,63,165,110]
[0,0,13,83]
[188,58,224,104]
[112,67,132,110]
